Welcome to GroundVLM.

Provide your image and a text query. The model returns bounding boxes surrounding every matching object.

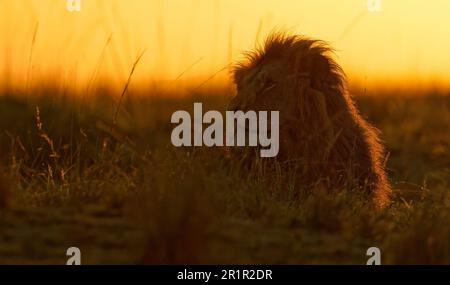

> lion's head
[230,33,344,109]
[228,33,351,158]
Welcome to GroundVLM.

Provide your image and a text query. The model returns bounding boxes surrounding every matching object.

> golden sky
[2,0,450,92]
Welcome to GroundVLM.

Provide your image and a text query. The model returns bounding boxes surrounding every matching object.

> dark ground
[0,89,449,264]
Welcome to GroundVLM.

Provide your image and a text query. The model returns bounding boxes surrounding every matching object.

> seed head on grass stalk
[113,50,147,126]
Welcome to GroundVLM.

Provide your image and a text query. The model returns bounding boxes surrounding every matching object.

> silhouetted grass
[0,87,448,264]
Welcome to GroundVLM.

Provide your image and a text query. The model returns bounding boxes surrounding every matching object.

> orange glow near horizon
[2,0,450,94]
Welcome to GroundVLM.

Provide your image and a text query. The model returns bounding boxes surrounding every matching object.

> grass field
[0,87,449,264]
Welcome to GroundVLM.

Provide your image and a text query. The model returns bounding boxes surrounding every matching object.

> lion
[227,32,391,208]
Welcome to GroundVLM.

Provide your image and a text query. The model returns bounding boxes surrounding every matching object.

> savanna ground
[0,86,449,264]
